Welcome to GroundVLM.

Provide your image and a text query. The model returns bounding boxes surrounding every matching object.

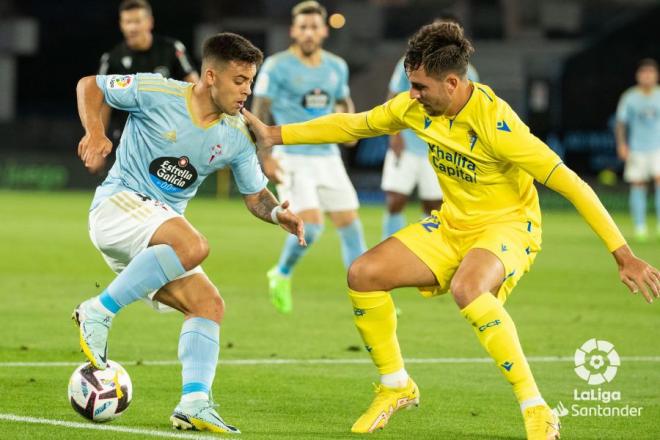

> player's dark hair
[638,58,658,71]
[202,33,264,68]
[119,0,152,15]
[404,21,474,79]
[292,0,327,21]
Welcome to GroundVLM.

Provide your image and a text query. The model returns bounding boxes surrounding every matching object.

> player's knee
[347,255,381,291]
[189,284,224,322]
[449,276,483,306]
[177,234,210,270]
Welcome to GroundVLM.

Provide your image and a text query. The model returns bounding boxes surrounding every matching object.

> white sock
[181,392,209,403]
[380,368,409,388]
[520,396,546,412]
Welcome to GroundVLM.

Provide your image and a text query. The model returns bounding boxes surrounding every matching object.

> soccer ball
[67,360,133,422]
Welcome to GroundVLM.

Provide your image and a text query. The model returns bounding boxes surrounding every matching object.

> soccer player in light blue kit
[616,58,660,242]
[74,33,304,433]
[381,18,480,239]
[252,1,366,313]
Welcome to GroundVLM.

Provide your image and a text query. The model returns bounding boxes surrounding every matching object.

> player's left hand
[614,246,660,303]
[276,200,306,246]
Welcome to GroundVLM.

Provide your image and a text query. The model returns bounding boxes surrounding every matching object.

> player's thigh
[89,191,181,272]
[347,237,438,292]
[316,155,360,212]
[349,213,458,292]
[466,222,541,304]
[417,156,443,201]
[275,153,321,213]
[298,209,324,224]
[380,149,417,196]
[150,216,209,270]
[152,272,223,321]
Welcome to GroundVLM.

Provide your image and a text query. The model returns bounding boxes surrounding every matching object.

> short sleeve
[487,100,562,184]
[335,58,350,100]
[96,74,141,112]
[171,40,196,79]
[229,131,268,195]
[388,58,409,94]
[253,57,280,100]
[616,92,631,124]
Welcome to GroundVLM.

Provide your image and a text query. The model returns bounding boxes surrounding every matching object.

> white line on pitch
[0,413,217,439]
[1,356,659,368]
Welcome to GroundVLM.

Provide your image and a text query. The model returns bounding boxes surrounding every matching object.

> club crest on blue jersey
[302,89,331,116]
[148,156,198,193]
[208,144,223,164]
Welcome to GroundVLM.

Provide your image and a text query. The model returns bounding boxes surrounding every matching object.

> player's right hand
[261,154,284,184]
[78,131,112,174]
[390,132,405,159]
[241,108,279,150]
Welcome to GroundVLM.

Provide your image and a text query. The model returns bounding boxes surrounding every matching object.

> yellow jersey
[281,82,626,252]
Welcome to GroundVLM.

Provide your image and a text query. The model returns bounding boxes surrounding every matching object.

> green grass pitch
[0,190,658,439]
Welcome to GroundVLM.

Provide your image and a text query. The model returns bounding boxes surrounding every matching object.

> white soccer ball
[67,360,133,422]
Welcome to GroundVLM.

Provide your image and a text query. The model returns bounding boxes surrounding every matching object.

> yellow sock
[460,293,540,403]
[349,289,403,375]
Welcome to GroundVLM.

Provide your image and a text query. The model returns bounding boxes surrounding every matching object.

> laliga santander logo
[574,338,620,385]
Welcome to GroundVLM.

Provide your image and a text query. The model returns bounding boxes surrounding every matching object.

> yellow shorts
[393,211,542,303]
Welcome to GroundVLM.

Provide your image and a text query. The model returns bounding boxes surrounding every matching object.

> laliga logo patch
[107,75,133,89]
[149,156,197,193]
[574,338,620,385]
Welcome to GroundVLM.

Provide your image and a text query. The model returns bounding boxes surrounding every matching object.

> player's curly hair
[202,33,264,68]
[404,21,474,78]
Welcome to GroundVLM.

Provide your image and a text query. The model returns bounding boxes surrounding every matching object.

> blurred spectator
[99,0,199,145]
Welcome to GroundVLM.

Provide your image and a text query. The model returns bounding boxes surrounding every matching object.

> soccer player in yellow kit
[243,22,660,439]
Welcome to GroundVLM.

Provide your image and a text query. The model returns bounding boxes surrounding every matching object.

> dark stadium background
[1,0,659,204]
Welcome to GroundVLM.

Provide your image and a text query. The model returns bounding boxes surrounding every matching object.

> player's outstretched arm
[76,76,112,174]
[545,165,660,303]
[243,188,306,246]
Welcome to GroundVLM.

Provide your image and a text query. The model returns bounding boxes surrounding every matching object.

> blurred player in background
[252,1,366,314]
[245,22,660,439]
[382,16,479,240]
[99,0,199,146]
[615,58,660,242]
[74,33,304,433]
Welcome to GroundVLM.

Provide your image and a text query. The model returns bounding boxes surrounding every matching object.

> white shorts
[274,152,360,213]
[624,149,660,182]
[88,190,204,312]
[381,149,443,200]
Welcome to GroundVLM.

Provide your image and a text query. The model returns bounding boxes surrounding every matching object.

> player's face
[290,13,328,56]
[119,8,153,48]
[636,66,658,88]
[207,61,256,115]
[408,67,458,116]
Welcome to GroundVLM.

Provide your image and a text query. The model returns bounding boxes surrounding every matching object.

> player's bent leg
[383,192,408,240]
[268,209,324,313]
[75,219,203,370]
[347,238,436,433]
[153,275,240,434]
[328,210,367,268]
[452,249,558,440]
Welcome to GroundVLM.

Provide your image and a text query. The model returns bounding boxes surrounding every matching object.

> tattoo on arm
[244,188,279,223]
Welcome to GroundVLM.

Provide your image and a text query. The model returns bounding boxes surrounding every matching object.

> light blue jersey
[92,73,267,214]
[388,57,480,156]
[616,86,660,152]
[253,49,350,155]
